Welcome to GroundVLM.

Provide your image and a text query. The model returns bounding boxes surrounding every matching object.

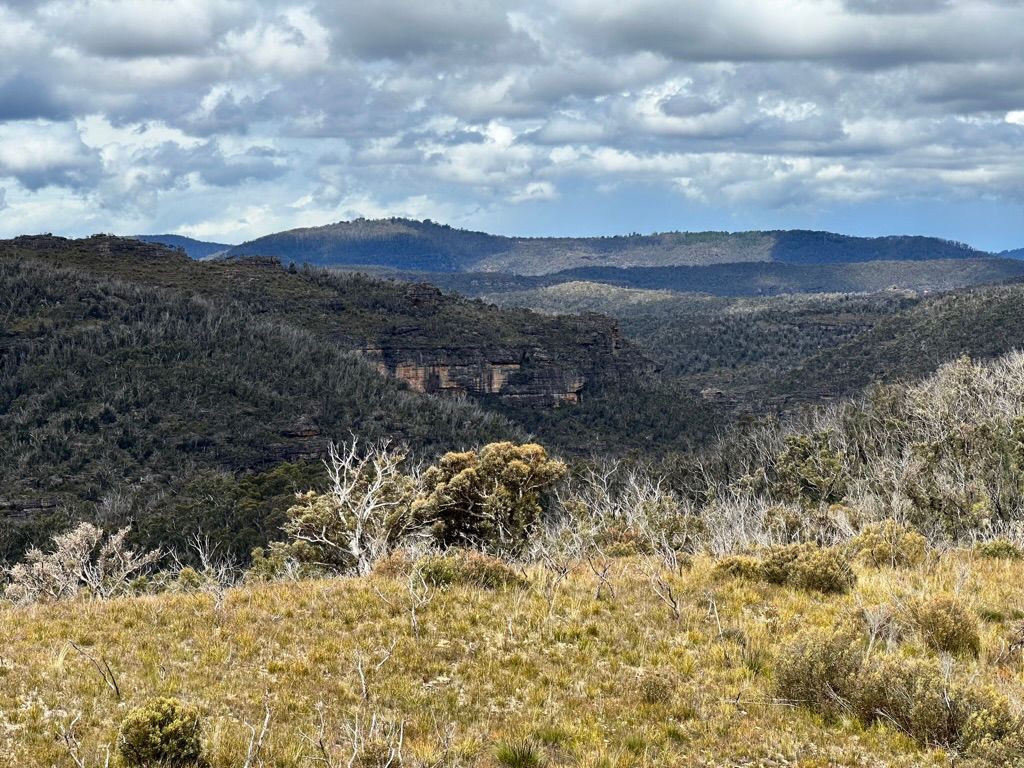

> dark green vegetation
[221,217,987,275]
[999,247,1024,259]
[0,254,518,560]
[0,235,718,559]
[485,284,916,401]
[133,234,231,259]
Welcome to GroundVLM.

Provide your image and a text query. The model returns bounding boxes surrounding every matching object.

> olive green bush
[412,442,566,553]
[418,549,527,590]
[788,547,857,594]
[777,624,1018,757]
[774,624,863,717]
[715,543,856,594]
[853,654,1015,754]
[848,520,928,568]
[912,595,981,657]
[118,697,205,767]
[974,538,1023,560]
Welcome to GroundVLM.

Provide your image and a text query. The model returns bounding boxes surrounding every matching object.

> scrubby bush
[974,538,1023,560]
[852,654,1016,753]
[418,549,527,590]
[777,626,1019,756]
[774,624,863,717]
[760,543,815,585]
[913,595,981,657]
[773,431,848,506]
[788,547,857,594]
[713,554,763,581]
[636,671,674,705]
[118,697,205,767]
[849,520,927,568]
[715,544,856,594]
[280,440,419,575]
[412,442,566,553]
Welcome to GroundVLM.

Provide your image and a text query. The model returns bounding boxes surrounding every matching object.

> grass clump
[974,538,1023,560]
[913,594,981,657]
[118,697,205,767]
[848,520,927,568]
[495,738,546,768]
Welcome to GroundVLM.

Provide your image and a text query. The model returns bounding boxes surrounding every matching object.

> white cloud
[0,0,1021,243]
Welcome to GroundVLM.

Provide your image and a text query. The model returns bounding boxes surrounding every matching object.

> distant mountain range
[133,234,231,259]
[204,218,988,275]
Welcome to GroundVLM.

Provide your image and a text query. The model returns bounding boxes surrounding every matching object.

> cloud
[0,0,1021,248]
[0,120,102,190]
[0,74,71,121]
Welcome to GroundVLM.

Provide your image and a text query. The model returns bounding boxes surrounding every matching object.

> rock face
[363,320,644,406]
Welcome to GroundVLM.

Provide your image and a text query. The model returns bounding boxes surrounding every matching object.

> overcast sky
[1,0,1023,248]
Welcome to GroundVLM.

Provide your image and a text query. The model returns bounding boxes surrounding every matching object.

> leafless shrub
[5,522,160,603]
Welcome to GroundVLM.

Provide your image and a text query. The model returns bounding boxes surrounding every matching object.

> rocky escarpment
[360,284,648,405]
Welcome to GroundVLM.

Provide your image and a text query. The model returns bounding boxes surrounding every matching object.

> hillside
[775,280,1024,402]
[487,283,917,401]
[1000,247,1024,259]
[0,255,518,560]
[1,235,646,407]
[133,234,232,259]
[0,235,726,557]
[350,255,1024,299]
[223,218,988,275]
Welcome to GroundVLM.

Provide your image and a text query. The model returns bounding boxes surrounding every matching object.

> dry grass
[2,552,1023,767]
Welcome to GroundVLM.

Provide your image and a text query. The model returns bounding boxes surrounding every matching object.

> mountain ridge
[217,218,988,275]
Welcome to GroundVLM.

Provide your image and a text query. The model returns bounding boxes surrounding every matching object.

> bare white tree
[284,439,421,575]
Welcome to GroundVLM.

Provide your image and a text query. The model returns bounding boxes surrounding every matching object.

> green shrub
[852,654,1016,753]
[716,544,856,594]
[418,549,527,590]
[712,554,763,581]
[913,595,981,657]
[789,547,857,594]
[760,543,815,585]
[118,697,205,767]
[774,625,863,717]
[412,442,566,553]
[495,738,546,768]
[974,538,1024,561]
[636,671,674,705]
[174,567,204,593]
[849,521,928,568]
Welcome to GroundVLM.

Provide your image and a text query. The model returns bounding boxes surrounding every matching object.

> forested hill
[0,234,676,559]
[220,218,988,275]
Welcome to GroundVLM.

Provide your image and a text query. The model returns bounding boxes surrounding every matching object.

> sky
[1,0,1023,250]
